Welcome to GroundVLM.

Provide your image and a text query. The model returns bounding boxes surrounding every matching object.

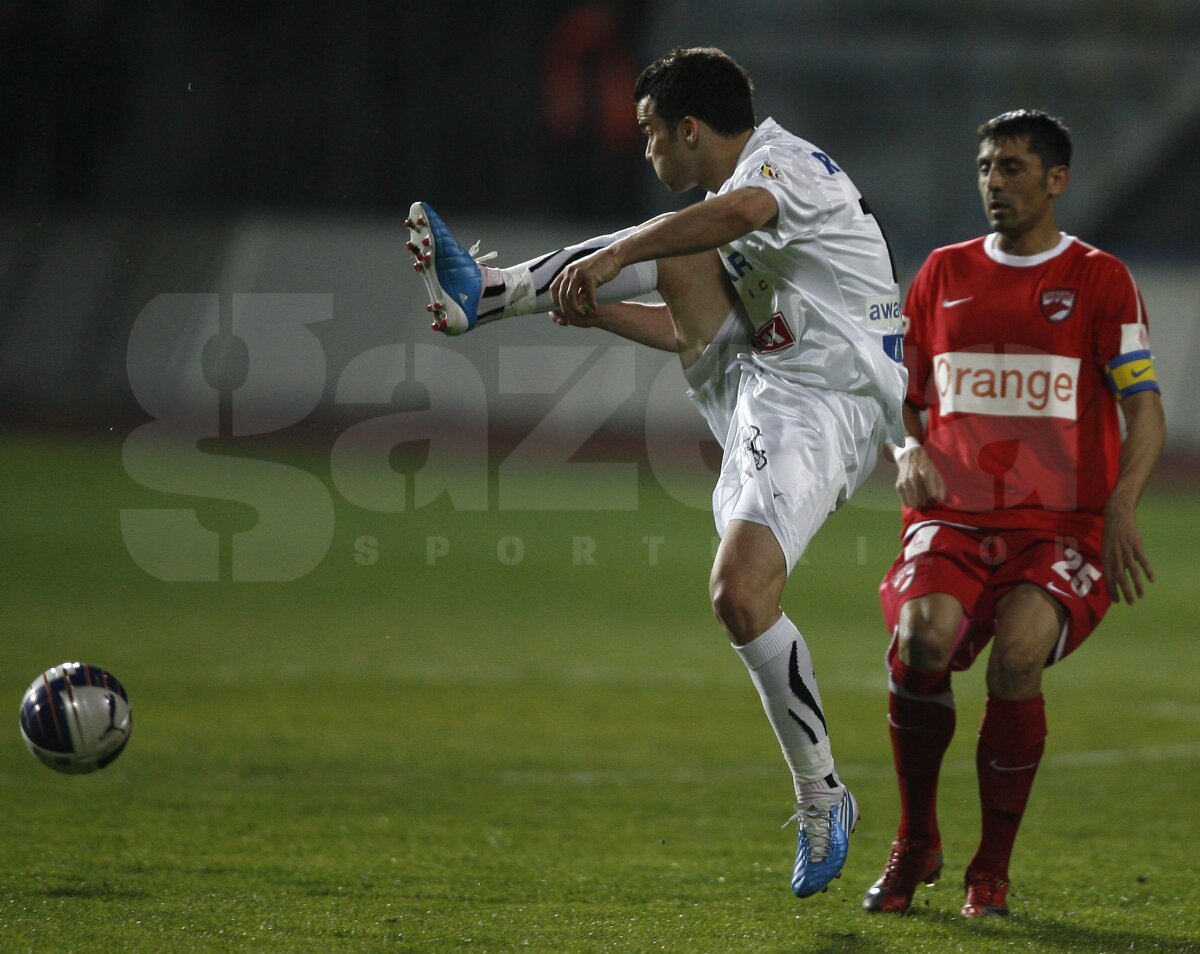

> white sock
[733,614,842,802]
[477,226,658,320]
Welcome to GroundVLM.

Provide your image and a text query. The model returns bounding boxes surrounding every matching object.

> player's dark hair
[978,109,1072,170]
[634,47,755,138]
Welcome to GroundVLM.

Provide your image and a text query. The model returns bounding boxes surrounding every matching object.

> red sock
[972,693,1047,878]
[889,657,955,846]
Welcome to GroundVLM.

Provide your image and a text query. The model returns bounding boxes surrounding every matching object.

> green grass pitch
[1,432,1197,952]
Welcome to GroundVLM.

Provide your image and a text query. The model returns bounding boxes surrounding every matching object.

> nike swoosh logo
[1131,366,1151,378]
[1046,581,1072,599]
[989,760,1039,773]
[942,297,973,308]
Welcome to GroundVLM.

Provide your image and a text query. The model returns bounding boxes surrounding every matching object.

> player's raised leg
[405,201,659,335]
[406,202,491,335]
[651,249,740,363]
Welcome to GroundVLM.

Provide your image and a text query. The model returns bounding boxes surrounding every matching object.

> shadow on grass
[805,931,882,954]
[908,907,1198,953]
[34,881,148,900]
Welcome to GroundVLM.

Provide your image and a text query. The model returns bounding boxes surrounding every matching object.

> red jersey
[902,232,1159,536]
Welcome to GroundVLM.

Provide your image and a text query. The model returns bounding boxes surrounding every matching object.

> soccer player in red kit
[862,110,1166,918]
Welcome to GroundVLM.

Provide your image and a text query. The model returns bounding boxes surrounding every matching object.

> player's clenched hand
[1102,500,1154,604]
[550,248,622,321]
[551,306,606,329]
[895,447,947,509]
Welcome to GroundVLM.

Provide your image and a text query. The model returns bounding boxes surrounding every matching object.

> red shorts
[879,521,1112,671]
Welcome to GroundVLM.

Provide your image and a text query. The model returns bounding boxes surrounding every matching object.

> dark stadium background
[3,1,1198,450]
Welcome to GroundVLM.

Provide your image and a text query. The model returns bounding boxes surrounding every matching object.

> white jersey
[708,118,907,442]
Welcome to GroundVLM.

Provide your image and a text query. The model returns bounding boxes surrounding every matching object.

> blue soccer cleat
[405,201,496,335]
[789,787,859,898]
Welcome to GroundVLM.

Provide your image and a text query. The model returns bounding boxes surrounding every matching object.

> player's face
[637,97,697,193]
[977,136,1067,243]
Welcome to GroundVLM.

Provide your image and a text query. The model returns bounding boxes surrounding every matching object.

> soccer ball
[19,662,132,774]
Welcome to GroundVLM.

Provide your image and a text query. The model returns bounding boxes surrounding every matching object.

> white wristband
[892,436,922,464]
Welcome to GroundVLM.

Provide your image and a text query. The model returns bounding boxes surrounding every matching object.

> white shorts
[712,368,886,575]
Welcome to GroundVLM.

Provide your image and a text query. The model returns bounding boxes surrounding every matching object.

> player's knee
[896,616,957,671]
[709,573,768,642]
[657,250,725,296]
[709,574,746,629]
[655,254,687,285]
[989,643,1046,693]
[896,598,960,671]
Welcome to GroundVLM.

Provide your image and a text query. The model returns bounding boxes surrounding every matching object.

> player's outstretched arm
[551,187,778,321]
[1103,390,1166,604]
[551,301,680,353]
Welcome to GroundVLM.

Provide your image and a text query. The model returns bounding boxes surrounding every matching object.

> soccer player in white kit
[407,47,907,898]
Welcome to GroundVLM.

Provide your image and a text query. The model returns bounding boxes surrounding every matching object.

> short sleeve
[902,257,935,409]
[1093,259,1161,399]
[728,145,824,245]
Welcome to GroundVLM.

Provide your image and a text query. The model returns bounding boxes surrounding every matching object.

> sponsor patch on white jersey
[933,351,1080,419]
[865,295,903,330]
[752,312,796,353]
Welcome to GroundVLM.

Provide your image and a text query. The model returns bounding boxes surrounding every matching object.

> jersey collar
[983,232,1074,267]
[712,118,781,198]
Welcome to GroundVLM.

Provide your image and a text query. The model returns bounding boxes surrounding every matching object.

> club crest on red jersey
[1040,289,1077,322]
[752,312,796,353]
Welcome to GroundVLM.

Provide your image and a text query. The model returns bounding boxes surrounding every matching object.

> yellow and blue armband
[1105,350,1159,399]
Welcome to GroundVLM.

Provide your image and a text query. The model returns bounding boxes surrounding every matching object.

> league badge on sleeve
[758,160,781,180]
